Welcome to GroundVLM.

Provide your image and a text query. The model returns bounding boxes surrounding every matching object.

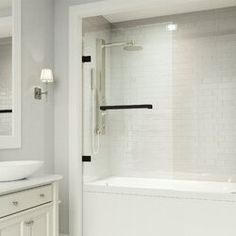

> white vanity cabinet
[22,205,53,236]
[0,176,61,236]
[0,205,52,236]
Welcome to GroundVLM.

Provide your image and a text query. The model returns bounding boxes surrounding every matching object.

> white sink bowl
[0,161,44,182]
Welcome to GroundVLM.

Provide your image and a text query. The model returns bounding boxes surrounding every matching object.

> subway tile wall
[83,7,236,181]
[107,23,174,177]
[0,38,12,136]
[172,7,236,177]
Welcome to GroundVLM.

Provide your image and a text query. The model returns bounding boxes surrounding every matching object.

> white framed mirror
[0,0,21,149]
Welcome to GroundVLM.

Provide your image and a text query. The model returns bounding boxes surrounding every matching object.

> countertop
[0,175,62,196]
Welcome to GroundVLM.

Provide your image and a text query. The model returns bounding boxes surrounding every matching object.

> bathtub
[83,176,236,236]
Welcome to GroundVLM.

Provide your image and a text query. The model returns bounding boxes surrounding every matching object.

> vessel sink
[0,161,44,182]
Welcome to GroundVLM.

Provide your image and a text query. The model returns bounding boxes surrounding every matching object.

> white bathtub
[83,176,236,236]
[84,176,236,196]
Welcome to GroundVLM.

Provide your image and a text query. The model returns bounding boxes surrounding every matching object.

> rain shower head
[102,40,143,51]
[123,40,143,51]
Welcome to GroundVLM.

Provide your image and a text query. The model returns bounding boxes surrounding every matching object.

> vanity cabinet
[0,205,52,236]
[23,206,53,236]
[0,177,61,236]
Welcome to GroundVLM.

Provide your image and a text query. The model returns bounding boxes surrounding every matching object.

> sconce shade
[40,69,54,83]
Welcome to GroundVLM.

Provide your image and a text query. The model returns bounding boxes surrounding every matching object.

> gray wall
[0,7,11,17]
[0,0,54,172]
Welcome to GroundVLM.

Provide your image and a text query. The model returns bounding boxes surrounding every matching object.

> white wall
[0,0,54,172]
[54,0,100,234]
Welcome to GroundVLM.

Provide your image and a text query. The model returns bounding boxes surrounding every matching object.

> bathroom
[0,0,236,236]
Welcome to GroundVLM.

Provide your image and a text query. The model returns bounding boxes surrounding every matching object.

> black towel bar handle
[100,104,153,111]
[0,109,12,113]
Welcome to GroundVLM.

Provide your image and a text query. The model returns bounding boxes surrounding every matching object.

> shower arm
[100,104,153,111]
[102,40,135,48]
[102,41,126,48]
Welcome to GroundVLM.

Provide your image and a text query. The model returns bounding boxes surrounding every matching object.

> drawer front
[0,185,52,218]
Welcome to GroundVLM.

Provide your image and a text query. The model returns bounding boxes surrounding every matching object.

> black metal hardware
[82,156,92,162]
[100,104,153,111]
[82,56,91,63]
[0,109,12,113]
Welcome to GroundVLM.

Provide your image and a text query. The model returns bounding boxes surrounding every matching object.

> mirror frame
[0,0,21,149]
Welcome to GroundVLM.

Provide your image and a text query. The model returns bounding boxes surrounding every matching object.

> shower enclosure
[76,4,236,236]
[82,17,168,180]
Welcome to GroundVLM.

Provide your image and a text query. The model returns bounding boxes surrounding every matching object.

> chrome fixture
[88,38,151,156]
[34,69,54,100]
[102,40,143,51]
[94,38,151,136]
[95,39,106,135]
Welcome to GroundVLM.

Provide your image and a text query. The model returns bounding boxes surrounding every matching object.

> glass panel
[82,16,173,180]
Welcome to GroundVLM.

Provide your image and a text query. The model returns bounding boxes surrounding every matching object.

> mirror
[0,0,21,149]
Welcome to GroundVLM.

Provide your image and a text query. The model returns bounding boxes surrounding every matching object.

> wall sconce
[34,69,54,100]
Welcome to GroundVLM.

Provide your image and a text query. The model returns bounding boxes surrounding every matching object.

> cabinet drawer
[0,185,52,218]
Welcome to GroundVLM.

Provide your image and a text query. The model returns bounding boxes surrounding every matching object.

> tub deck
[84,176,236,202]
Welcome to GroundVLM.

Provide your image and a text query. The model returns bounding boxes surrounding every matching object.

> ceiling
[104,0,236,23]
[0,0,11,10]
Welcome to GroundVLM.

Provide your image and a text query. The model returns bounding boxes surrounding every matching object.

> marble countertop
[0,175,62,196]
